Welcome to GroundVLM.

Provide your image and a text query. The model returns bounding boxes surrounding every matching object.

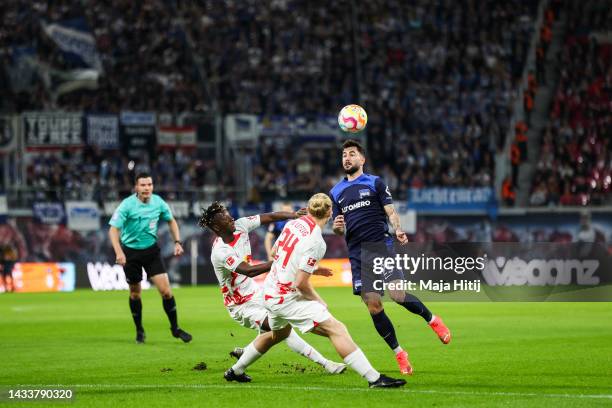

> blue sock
[399,293,432,323]
[371,310,399,350]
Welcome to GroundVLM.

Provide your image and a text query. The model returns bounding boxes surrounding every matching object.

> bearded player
[225,193,406,388]
[198,202,346,375]
[330,139,451,375]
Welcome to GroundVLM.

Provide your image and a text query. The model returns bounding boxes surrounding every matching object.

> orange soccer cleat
[429,316,451,344]
[395,350,413,375]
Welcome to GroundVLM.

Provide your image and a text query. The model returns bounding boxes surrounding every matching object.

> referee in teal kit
[109,173,192,344]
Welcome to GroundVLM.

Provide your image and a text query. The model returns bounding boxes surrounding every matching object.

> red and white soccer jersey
[211,215,267,329]
[263,215,331,333]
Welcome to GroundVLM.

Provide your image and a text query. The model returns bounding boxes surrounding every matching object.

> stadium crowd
[8,0,609,205]
[24,148,230,203]
[529,0,611,206]
[1,0,202,113]
[186,0,536,198]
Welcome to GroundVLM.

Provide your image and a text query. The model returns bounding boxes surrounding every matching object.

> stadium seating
[530,0,611,206]
[7,0,597,202]
[184,0,537,197]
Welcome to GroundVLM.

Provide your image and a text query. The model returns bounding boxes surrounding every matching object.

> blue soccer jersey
[330,173,393,248]
[267,220,288,238]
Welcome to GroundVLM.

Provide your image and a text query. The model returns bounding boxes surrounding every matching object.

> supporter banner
[157,126,197,148]
[32,202,65,225]
[41,18,101,70]
[86,114,119,149]
[65,201,100,231]
[225,114,259,142]
[51,69,99,97]
[120,111,156,160]
[23,112,83,149]
[120,111,156,126]
[10,262,75,293]
[408,188,497,212]
[0,115,18,152]
[259,115,339,140]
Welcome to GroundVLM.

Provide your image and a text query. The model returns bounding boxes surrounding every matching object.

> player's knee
[272,326,291,342]
[129,285,141,299]
[363,297,383,314]
[160,290,173,299]
[389,289,405,304]
[324,317,348,338]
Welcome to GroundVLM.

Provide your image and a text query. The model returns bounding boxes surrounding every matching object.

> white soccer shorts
[265,298,331,334]
[228,294,269,331]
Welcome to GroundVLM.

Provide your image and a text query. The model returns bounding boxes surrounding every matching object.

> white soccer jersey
[211,215,261,308]
[263,215,326,303]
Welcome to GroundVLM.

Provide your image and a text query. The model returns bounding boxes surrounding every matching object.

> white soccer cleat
[324,361,347,374]
[229,347,244,359]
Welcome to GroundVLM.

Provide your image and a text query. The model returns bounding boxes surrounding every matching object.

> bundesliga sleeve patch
[307,258,317,267]
[226,256,236,267]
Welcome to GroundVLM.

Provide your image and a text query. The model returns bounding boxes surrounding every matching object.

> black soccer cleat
[136,329,146,344]
[224,368,252,383]
[368,374,407,388]
[171,328,193,343]
[229,347,244,359]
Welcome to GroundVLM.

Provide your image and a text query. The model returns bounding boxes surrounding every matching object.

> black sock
[399,293,433,323]
[371,310,399,350]
[129,298,143,331]
[163,296,178,331]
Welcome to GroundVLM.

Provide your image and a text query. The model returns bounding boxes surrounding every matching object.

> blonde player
[198,202,346,376]
[225,194,406,388]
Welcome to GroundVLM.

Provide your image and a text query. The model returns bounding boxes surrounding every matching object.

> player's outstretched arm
[384,204,408,244]
[234,261,273,278]
[264,231,275,260]
[259,208,306,225]
[296,270,327,308]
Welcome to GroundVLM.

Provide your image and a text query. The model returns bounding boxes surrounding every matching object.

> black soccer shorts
[121,243,166,284]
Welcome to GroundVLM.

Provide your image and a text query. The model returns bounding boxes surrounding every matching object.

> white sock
[429,315,436,324]
[343,348,380,382]
[285,329,328,366]
[231,342,262,375]
[393,346,403,354]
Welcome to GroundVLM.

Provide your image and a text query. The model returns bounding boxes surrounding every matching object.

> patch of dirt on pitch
[275,363,311,374]
[193,362,208,371]
[160,368,173,372]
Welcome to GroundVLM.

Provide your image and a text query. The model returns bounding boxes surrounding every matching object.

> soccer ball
[338,104,367,133]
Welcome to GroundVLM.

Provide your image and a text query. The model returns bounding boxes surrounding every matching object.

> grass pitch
[1,287,611,407]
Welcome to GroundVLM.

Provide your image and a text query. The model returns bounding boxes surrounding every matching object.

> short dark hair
[134,172,152,184]
[198,202,226,230]
[342,139,365,155]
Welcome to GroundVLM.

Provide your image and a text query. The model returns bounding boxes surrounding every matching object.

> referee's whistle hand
[115,253,126,266]
[174,243,184,257]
